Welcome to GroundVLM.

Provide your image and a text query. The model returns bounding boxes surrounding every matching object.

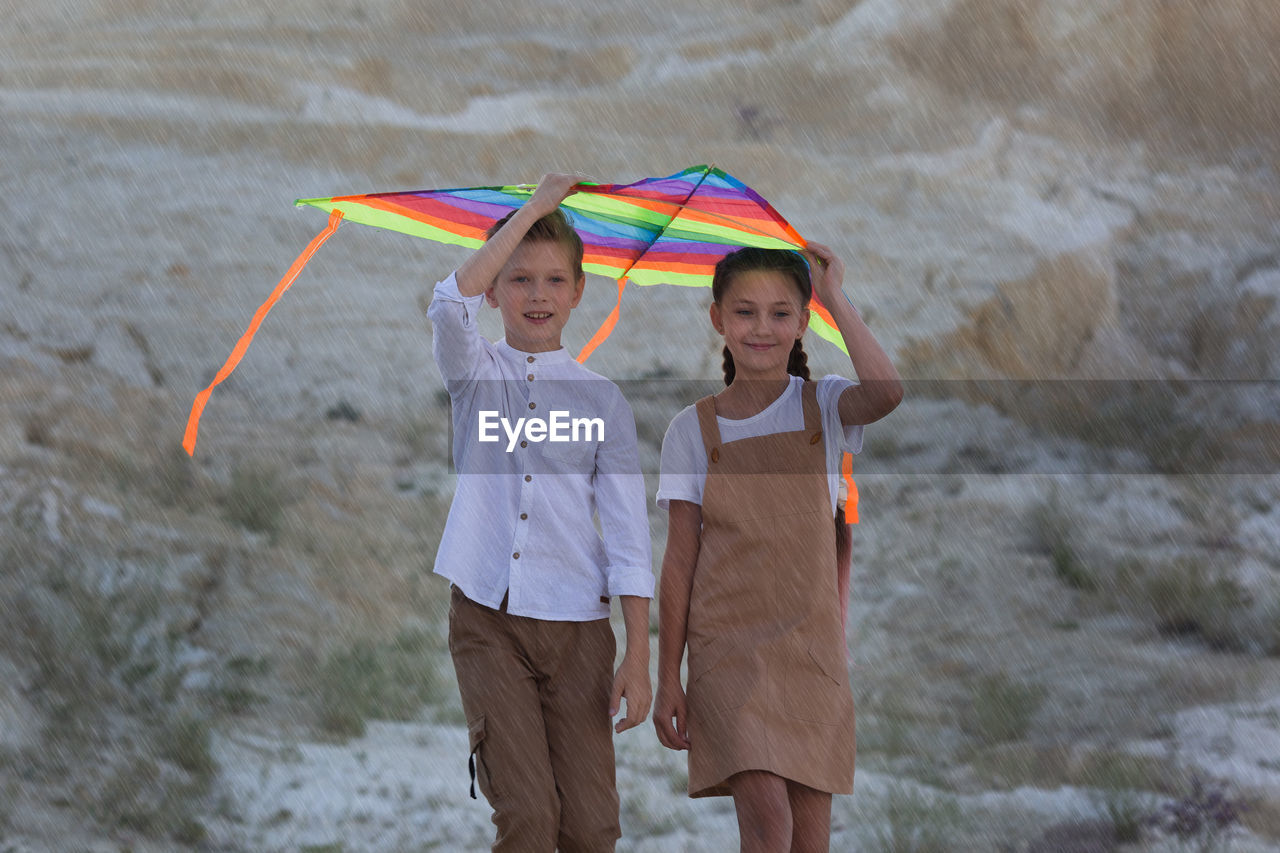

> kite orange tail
[838,452,858,652]
[842,451,858,524]
[575,276,628,363]
[183,209,344,455]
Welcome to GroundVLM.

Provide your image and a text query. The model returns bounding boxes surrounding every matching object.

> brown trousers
[448,585,620,852]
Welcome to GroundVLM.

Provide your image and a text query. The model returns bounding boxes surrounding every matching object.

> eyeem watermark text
[478,410,604,452]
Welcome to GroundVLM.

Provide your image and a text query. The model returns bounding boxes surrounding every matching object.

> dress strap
[694,395,721,458]
[801,380,821,433]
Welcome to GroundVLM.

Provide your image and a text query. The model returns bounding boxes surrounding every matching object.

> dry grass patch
[222,460,292,541]
[869,781,971,853]
[963,671,1048,746]
[1082,751,1170,844]
[313,628,449,738]
[0,529,219,844]
[1027,490,1096,592]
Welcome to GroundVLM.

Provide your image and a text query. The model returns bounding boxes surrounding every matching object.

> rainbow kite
[295,165,850,355]
[185,165,852,468]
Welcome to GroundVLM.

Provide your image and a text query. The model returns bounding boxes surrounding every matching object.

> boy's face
[486,239,585,353]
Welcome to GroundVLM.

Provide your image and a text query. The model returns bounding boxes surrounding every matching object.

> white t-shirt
[656,374,864,514]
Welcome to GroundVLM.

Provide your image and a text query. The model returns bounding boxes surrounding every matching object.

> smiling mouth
[525,312,553,321]
[745,343,773,350]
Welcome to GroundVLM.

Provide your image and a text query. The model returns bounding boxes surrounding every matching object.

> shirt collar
[495,339,574,365]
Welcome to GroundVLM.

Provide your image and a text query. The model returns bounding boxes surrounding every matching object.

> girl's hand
[525,172,587,218]
[801,241,847,311]
[652,680,690,750]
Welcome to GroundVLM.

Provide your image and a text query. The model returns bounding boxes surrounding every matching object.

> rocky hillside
[2,0,1279,849]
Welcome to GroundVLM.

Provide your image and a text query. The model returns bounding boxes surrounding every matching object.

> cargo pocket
[467,714,492,801]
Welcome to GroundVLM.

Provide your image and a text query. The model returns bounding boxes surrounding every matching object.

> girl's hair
[711,247,812,386]
[485,208,585,281]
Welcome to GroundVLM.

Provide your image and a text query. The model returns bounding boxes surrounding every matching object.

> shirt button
[520,512,528,520]
[529,402,536,410]
[527,356,535,363]
[524,474,532,482]
[520,440,528,448]
[513,552,520,559]
[527,374,534,381]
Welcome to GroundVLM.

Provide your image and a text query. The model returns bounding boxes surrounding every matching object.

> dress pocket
[783,641,851,725]
[688,636,753,714]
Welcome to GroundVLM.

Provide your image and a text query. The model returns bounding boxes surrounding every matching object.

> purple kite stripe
[646,240,747,255]
[585,235,652,251]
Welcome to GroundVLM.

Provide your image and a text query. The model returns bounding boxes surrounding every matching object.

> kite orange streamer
[842,452,858,524]
[575,276,628,363]
[183,209,344,455]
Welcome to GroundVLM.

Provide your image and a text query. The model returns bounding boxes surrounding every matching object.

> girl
[653,244,902,852]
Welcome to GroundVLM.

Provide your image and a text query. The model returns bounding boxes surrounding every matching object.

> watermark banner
[434,379,1279,476]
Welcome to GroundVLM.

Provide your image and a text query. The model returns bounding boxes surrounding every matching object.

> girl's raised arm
[802,241,904,426]
[653,499,702,751]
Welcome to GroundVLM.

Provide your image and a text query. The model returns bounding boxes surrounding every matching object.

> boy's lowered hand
[610,595,651,734]
[610,649,652,734]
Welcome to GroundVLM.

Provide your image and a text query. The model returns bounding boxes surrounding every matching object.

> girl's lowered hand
[653,680,690,751]
[525,172,588,218]
[801,241,848,311]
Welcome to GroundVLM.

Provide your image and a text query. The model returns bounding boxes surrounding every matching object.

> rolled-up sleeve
[426,271,487,391]
[593,389,655,599]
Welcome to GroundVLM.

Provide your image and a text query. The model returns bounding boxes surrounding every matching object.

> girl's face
[710,269,809,380]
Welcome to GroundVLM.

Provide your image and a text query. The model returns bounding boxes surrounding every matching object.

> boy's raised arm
[426,173,583,388]
[455,173,582,297]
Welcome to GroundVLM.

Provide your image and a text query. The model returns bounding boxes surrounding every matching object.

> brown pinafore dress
[686,381,856,798]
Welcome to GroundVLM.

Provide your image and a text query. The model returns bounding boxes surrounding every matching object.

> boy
[425,174,653,852]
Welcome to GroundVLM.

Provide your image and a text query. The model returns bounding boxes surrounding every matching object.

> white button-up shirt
[427,272,654,620]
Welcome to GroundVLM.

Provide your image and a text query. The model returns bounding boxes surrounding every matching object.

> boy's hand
[652,679,690,750]
[609,651,652,734]
[454,171,588,298]
[801,241,849,312]
[525,172,586,218]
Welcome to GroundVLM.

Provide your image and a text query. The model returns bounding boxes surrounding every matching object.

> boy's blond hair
[485,208,585,281]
